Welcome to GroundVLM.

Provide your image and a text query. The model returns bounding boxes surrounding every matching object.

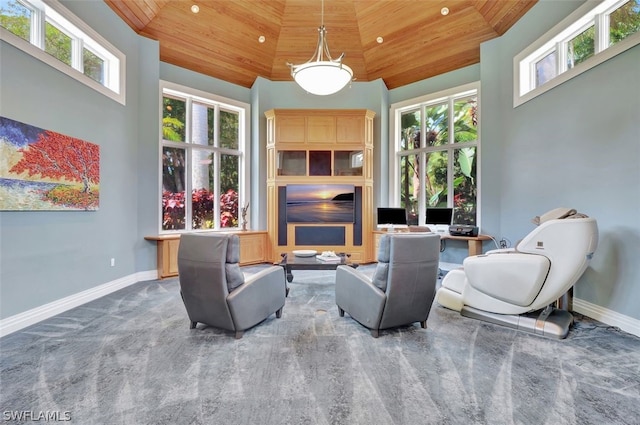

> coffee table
[277,252,358,284]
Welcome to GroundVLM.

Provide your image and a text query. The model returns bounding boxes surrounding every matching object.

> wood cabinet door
[276,116,306,143]
[336,115,365,144]
[238,233,266,265]
[158,238,180,278]
[307,116,336,143]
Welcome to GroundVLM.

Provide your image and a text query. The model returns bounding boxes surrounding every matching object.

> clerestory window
[515,0,640,107]
[160,82,250,233]
[0,0,125,104]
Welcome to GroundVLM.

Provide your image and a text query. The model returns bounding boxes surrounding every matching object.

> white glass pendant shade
[288,22,353,96]
[291,61,353,96]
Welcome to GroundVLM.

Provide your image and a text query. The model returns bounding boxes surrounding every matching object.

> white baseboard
[0,270,158,338]
[573,297,640,338]
[2,276,637,340]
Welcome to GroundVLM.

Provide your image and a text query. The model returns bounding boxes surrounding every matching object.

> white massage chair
[436,208,598,339]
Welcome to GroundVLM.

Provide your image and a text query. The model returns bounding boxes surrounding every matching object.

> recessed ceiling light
[191,4,199,14]
[258,35,266,43]
[376,36,384,44]
[441,7,449,16]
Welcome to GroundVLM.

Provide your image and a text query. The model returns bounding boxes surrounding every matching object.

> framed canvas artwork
[0,116,100,211]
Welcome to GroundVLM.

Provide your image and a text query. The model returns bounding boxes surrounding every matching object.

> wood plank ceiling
[104,0,537,90]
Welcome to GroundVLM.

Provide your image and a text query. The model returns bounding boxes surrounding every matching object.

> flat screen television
[377,207,407,226]
[426,207,454,225]
[286,184,354,223]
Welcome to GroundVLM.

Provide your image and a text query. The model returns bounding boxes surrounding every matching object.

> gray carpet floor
[1,264,639,425]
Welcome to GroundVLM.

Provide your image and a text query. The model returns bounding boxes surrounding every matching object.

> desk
[372,230,491,257]
[441,234,492,256]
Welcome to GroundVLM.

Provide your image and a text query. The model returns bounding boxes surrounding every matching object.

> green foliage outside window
[399,96,478,225]
[1,1,105,77]
[0,0,30,41]
[45,21,71,66]
[610,0,640,44]
[219,110,239,149]
[161,96,240,231]
[83,48,104,84]
[163,97,186,142]
[567,26,595,69]
[565,1,640,69]
[218,111,240,194]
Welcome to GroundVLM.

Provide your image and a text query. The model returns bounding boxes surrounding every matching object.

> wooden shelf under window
[145,231,268,279]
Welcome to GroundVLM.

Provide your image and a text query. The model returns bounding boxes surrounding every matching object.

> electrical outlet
[110,258,115,267]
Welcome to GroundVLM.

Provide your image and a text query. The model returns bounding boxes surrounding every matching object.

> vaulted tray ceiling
[104,0,537,90]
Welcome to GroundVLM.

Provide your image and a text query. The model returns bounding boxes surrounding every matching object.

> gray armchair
[178,233,286,338]
[335,233,440,337]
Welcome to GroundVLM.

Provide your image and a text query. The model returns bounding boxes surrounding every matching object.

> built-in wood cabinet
[273,112,368,146]
[145,231,268,279]
[265,109,375,263]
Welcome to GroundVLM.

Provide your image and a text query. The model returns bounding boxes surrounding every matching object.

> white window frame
[514,0,640,107]
[389,82,481,227]
[159,81,251,234]
[0,0,125,105]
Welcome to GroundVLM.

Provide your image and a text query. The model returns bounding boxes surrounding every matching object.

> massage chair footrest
[461,305,574,339]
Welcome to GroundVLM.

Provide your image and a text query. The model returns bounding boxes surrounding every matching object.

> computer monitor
[377,207,407,228]
[426,207,453,226]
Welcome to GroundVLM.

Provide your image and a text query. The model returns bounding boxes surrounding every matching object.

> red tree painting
[8,129,100,210]
[11,130,99,192]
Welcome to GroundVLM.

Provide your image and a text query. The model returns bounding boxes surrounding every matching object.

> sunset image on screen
[286,184,354,223]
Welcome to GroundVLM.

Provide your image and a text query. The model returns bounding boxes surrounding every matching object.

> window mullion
[213,104,220,148]
[595,11,607,53]
[31,5,44,49]
[185,98,193,230]
[213,152,220,230]
[528,60,536,94]
[447,98,455,208]
[418,151,426,226]
[415,107,427,219]
[185,147,193,231]
[420,106,427,149]
[72,36,82,72]
[390,120,401,205]
[557,40,567,74]
[212,104,220,229]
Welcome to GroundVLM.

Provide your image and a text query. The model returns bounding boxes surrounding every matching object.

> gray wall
[1,0,638,324]
[479,0,640,321]
[135,34,161,274]
[0,0,150,318]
